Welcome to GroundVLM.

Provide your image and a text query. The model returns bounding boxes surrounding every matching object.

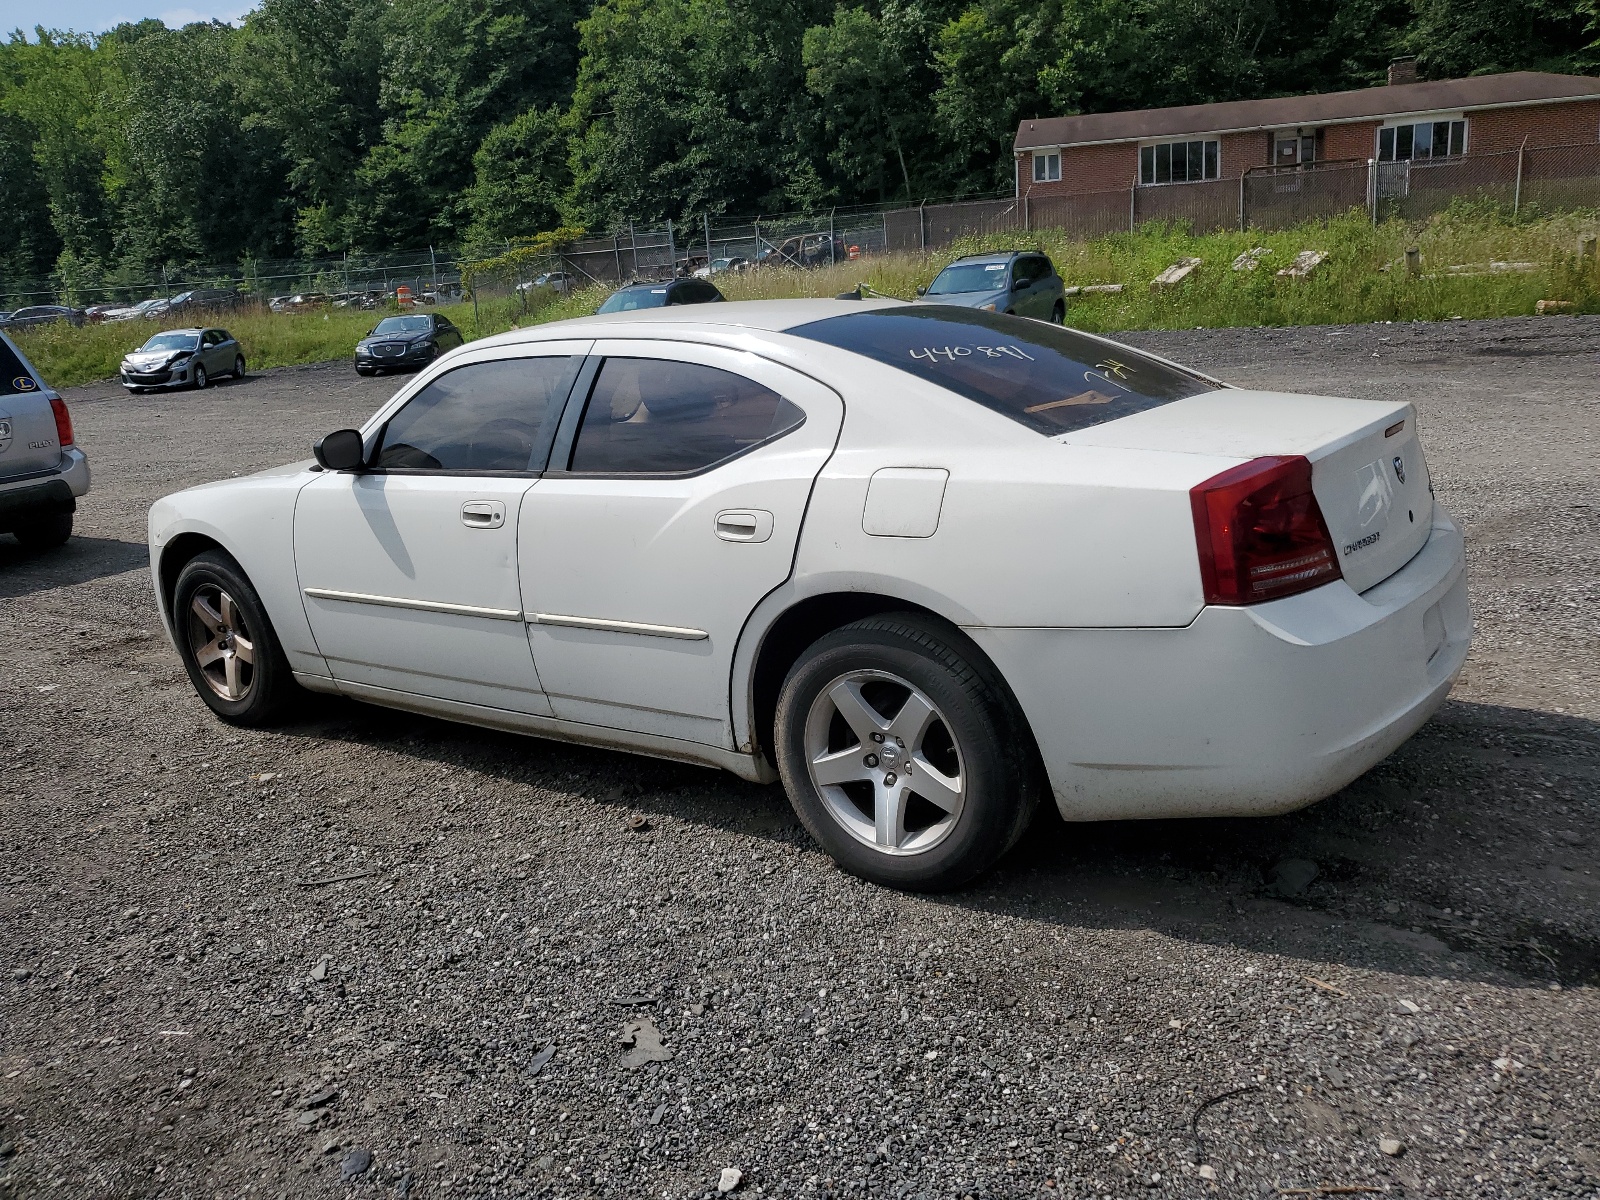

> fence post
[629,221,638,280]
[614,233,622,282]
[429,245,438,296]
[1128,180,1135,233]
[1238,172,1246,231]
[882,210,889,254]
[704,212,712,267]
[829,208,836,266]
[666,220,676,277]
[1513,136,1528,219]
[918,200,926,251]
[1367,159,1378,225]
[1023,192,1030,231]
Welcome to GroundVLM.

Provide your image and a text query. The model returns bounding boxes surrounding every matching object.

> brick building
[1013,64,1600,200]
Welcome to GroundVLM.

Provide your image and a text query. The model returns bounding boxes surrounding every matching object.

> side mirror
[915,285,927,297]
[1012,277,1027,292]
[314,428,366,471]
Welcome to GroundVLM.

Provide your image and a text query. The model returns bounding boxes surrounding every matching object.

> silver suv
[0,330,90,548]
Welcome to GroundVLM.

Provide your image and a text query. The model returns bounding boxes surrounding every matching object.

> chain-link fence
[1,248,464,314]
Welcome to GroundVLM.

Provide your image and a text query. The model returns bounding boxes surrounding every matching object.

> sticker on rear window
[789,307,1218,435]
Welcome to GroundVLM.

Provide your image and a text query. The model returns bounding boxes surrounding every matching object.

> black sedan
[354,313,464,375]
[596,278,725,313]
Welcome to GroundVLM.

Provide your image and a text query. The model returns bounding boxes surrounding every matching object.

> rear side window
[788,307,1217,435]
[376,356,577,471]
[568,358,804,475]
[0,338,41,397]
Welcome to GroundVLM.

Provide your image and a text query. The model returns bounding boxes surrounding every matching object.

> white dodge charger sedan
[148,300,1470,889]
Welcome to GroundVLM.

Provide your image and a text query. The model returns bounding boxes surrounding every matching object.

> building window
[1378,119,1466,161]
[1139,139,1220,185]
[1032,152,1061,183]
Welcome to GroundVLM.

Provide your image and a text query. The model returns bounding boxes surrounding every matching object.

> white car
[147,300,1470,889]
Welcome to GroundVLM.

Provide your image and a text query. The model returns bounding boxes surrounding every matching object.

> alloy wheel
[194,363,208,389]
[803,669,966,855]
[185,583,256,701]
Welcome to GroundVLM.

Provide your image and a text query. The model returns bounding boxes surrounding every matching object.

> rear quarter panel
[148,465,326,676]
[790,356,1239,628]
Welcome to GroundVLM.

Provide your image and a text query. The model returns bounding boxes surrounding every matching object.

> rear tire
[774,612,1042,891]
[13,512,73,549]
[192,363,208,390]
[172,550,298,725]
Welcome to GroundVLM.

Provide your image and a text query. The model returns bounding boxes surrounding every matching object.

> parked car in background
[1,305,86,330]
[121,328,245,392]
[0,328,88,549]
[518,272,575,296]
[354,313,464,375]
[272,293,329,314]
[596,278,724,313]
[100,298,164,323]
[147,298,1468,889]
[757,234,848,269]
[914,251,1066,323]
[332,291,383,310]
[694,256,750,279]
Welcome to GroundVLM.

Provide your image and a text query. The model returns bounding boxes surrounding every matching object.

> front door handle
[715,509,774,543]
[461,500,506,529]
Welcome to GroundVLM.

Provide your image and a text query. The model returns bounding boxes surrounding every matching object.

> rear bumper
[0,448,91,527]
[968,509,1471,821]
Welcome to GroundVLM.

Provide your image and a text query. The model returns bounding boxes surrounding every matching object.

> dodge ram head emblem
[1392,455,1406,485]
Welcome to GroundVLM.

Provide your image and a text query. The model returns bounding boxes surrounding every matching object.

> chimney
[1388,57,1419,87]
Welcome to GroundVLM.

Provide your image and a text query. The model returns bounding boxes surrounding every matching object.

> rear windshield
[0,338,42,397]
[788,306,1218,435]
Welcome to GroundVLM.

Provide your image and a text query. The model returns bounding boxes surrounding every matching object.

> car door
[294,345,587,712]
[201,330,227,374]
[518,341,845,748]
[1008,258,1040,317]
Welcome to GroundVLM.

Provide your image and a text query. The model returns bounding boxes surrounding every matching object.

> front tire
[356,366,375,376]
[1050,300,1065,324]
[192,363,208,390]
[774,613,1041,891]
[172,550,297,725]
[233,354,246,379]
[13,512,73,549]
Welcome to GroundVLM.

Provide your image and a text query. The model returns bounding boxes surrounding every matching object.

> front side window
[1378,119,1465,161]
[1032,152,1061,183]
[567,358,805,475]
[1139,139,1221,184]
[375,356,576,472]
[789,307,1217,437]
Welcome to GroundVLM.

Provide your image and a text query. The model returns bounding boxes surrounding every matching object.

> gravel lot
[3,316,1598,1200]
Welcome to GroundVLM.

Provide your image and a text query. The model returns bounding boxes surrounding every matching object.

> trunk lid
[0,334,66,480]
[1060,389,1434,594]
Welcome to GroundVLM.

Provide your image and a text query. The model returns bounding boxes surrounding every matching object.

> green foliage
[2,0,1598,293]
[465,107,572,245]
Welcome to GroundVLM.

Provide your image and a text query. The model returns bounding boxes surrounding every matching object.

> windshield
[926,262,1011,295]
[788,306,1218,436]
[140,332,200,352]
[598,287,669,313]
[373,316,431,335]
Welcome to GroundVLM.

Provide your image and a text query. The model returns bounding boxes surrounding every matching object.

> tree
[1406,0,1595,77]
[464,106,570,245]
[804,3,946,203]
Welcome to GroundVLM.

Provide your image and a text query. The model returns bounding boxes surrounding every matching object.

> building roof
[1014,71,1600,151]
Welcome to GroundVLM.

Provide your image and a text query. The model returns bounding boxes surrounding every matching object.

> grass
[19,207,1598,388]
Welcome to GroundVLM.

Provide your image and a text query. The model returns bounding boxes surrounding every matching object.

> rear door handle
[461,500,506,529]
[715,509,774,543]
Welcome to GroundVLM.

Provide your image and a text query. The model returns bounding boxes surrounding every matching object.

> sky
[3,0,254,35]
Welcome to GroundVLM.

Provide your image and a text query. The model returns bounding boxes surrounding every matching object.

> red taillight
[49,397,74,448]
[1190,455,1341,605]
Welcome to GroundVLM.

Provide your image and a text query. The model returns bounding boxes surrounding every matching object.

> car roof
[155,327,205,335]
[473,298,906,350]
[947,251,1027,266]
